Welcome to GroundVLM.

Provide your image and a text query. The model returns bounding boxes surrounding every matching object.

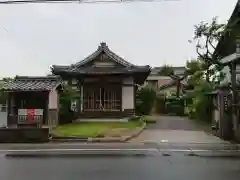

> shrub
[193,94,211,123]
[154,93,166,114]
[165,98,185,116]
[135,87,156,115]
[59,85,80,124]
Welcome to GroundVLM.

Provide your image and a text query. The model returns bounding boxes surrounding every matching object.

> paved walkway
[131,116,228,144]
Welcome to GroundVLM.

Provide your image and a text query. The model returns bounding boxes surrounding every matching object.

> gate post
[219,89,234,140]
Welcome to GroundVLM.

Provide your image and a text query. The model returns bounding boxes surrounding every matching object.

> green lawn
[53,121,142,137]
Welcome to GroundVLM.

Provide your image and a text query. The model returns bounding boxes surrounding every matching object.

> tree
[0,77,13,104]
[185,59,203,75]
[189,16,226,82]
[158,65,187,98]
[2,77,13,82]
[59,84,80,124]
[185,59,204,89]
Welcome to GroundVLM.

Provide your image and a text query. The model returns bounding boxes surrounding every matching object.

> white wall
[122,77,134,110]
[48,89,58,109]
[221,65,240,85]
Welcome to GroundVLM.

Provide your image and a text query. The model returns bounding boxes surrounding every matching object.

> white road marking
[0,148,159,152]
[0,148,240,153]
[160,140,169,143]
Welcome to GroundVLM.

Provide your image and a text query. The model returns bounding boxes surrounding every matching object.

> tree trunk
[176,81,180,98]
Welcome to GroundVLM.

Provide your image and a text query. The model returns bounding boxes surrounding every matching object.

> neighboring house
[216,0,240,84]
[211,0,240,140]
[52,42,150,118]
[0,80,7,127]
[145,66,186,94]
[1,76,62,126]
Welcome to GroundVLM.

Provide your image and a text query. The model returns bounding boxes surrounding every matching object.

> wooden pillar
[120,83,123,112]
[230,62,238,132]
[236,39,240,128]
[80,83,83,112]
[56,90,60,125]
[44,92,49,125]
[7,92,12,126]
[133,84,137,114]
[218,87,234,140]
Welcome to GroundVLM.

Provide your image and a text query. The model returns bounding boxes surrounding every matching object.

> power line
[0,0,179,4]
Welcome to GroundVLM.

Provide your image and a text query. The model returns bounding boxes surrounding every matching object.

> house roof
[51,42,151,85]
[66,66,150,75]
[52,42,150,75]
[1,75,62,92]
[215,0,240,58]
[150,66,185,76]
[72,42,134,68]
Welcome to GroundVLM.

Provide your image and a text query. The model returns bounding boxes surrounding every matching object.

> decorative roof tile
[1,75,62,91]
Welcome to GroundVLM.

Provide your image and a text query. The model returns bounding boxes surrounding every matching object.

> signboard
[223,96,228,111]
[27,109,35,121]
[18,109,44,122]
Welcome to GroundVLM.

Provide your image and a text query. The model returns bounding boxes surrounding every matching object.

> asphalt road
[148,116,203,131]
[1,150,240,180]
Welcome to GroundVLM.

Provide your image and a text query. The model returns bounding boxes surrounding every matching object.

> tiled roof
[67,66,150,75]
[1,75,62,91]
[150,67,185,76]
[51,42,150,74]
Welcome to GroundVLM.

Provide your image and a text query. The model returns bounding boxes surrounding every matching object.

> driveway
[131,115,228,144]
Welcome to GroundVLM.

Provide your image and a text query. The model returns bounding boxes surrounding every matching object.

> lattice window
[83,85,120,111]
[103,88,120,111]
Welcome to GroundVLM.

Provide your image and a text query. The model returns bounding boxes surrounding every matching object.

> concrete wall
[0,128,49,143]
[0,104,7,127]
[48,89,58,109]
[122,77,134,111]
[48,90,59,125]
[48,109,58,126]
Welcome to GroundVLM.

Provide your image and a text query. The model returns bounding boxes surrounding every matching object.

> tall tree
[185,59,204,89]
[189,16,226,82]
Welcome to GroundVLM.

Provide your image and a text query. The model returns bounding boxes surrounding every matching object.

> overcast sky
[0,0,238,78]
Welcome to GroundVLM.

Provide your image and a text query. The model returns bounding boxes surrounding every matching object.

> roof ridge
[72,49,101,69]
[1,76,62,91]
[15,75,62,81]
[70,42,136,70]
[102,46,134,67]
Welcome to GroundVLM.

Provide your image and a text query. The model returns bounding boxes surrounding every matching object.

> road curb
[124,123,146,142]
